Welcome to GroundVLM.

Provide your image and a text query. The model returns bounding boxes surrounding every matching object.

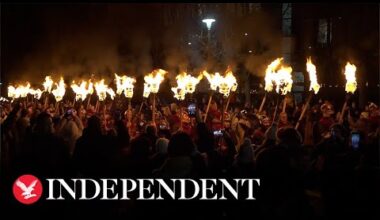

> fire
[176,72,203,94]
[344,62,357,94]
[143,83,151,98]
[114,73,136,98]
[51,77,66,102]
[203,71,223,91]
[264,58,293,95]
[7,83,31,99]
[94,79,108,101]
[29,88,43,99]
[144,69,167,94]
[306,57,320,94]
[172,72,203,100]
[106,88,116,100]
[219,67,238,97]
[203,68,238,97]
[42,76,54,93]
[7,85,17,99]
[71,80,93,101]
[171,87,186,101]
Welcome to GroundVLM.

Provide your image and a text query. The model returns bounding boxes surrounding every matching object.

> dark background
[1,3,379,106]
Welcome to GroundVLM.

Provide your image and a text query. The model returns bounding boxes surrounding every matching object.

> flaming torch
[171,72,201,129]
[94,79,113,113]
[144,69,167,124]
[71,80,90,105]
[115,73,136,112]
[7,85,17,101]
[29,88,43,104]
[171,86,186,129]
[138,83,151,115]
[295,57,321,129]
[222,67,238,113]
[7,83,31,104]
[339,62,357,123]
[52,77,66,102]
[203,71,223,122]
[51,77,66,112]
[263,58,293,121]
[42,76,54,108]
[219,68,238,128]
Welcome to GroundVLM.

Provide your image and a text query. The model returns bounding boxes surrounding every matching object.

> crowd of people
[1,93,379,219]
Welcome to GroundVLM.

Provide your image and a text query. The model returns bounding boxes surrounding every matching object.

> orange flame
[114,73,136,98]
[29,88,43,99]
[51,77,66,102]
[71,80,94,101]
[144,69,167,94]
[264,58,293,95]
[42,76,54,93]
[171,72,203,100]
[306,57,320,94]
[7,82,31,99]
[203,67,238,97]
[344,62,357,94]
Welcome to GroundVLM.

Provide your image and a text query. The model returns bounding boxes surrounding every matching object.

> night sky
[1,3,379,102]
[2,4,166,82]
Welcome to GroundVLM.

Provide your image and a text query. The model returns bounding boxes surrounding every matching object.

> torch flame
[106,88,116,100]
[43,76,54,93]
[171,72,203,100]
[71,80,94,101]
[7,82,31,99]
[344,62,357,94]
[144,69,167,94]
[203,71,223,91]
[29,88,43,99]
[7,85,17,99]
[94,79,109,101]
[264,58,293,95]
[142,83,151,98]
[203,67,238,97]
[219,67,238,97]
[114,73,136,98]
[51,77,66,102]
[306,57,320,94]
[171,87,186,101]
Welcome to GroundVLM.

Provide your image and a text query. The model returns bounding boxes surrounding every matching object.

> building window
[318,19,332,45]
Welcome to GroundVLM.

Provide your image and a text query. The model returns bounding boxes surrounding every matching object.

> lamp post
[202,18,215,42]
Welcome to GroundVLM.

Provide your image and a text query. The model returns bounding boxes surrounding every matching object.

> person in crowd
[57,108,83,155]
[150,137,169,170]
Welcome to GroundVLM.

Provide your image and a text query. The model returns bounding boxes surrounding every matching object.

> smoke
[219,9,283,78]
[4,4,283,88]
[3,4,161,86]
[161,26,189,84]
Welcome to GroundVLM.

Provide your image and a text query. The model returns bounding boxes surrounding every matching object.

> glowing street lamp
[202,18,216,56]
[202,18,216,30]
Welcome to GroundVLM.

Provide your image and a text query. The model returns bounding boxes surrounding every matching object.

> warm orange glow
[219,67,238,97]
[51,77,66,102]
[114,73,136,98]
[71,80,94,101]
[171,72,203,100]
[29,88,43,99]
[203,67,238,97]
[264,58,293,95]
[42,76,54,93]
[8,82,31,99]
[171,87,186,100]
[94,79,113,101]
[144,69,167,94]
[143,83,151,98]
[306,57,320,94]
[344,62,357,94]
